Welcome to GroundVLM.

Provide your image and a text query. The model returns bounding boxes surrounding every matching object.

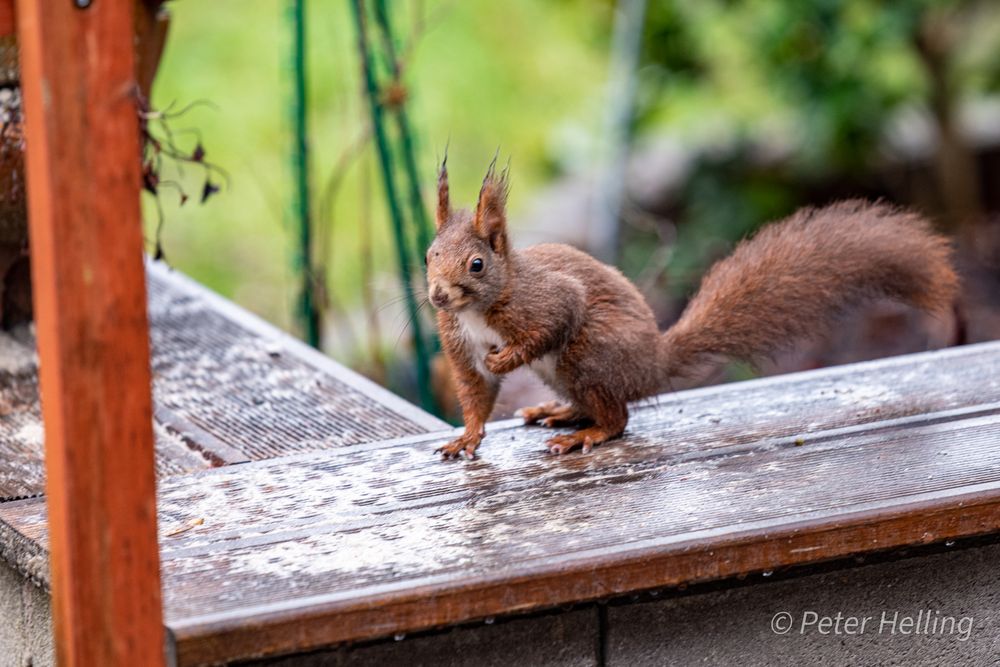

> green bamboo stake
[351,0,436,412]
[372,0,434,257]
[289,0,320,347]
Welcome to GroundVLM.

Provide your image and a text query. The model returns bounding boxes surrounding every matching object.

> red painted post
[0,1,13,37]
[16,0,165,664]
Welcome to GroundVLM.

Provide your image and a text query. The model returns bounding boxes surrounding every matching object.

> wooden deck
[0,261,446,501]
[2,271,1000,665]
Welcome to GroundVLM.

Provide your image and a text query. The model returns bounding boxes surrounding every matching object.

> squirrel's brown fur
[661,200,959,380]
[427,160,958,460]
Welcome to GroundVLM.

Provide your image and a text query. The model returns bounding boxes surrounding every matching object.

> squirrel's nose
[431,288,450,308]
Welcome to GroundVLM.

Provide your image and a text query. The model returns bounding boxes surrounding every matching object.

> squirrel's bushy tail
[659,200,958,382]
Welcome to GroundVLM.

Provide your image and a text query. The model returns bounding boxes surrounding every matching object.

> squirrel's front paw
[485,345,524,375]
[435,431,483,460]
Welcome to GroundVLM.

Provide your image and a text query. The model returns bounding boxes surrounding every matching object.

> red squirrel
[426,158,958,459]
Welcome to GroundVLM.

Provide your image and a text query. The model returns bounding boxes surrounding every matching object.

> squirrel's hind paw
[517,401,587,428]
[546,427,619,455]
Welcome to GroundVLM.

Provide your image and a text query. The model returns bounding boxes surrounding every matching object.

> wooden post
[16,0,165,665]
[0,1,13,38]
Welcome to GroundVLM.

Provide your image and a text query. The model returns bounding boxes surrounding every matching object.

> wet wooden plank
[0,335,218,500]
[16,0,165,662]
[0,264,447,500]
[3,341,1000,664]
[145,261,448,460]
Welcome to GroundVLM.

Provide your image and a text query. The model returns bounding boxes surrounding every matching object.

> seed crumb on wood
[166,517,204,537]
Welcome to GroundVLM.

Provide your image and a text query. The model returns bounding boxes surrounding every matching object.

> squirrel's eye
[469,257,484,273]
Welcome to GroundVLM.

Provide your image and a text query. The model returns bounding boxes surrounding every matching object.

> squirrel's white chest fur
[455,310,562,391]
[456,311,504,377]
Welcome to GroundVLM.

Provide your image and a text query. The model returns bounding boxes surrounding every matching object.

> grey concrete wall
[606,542,1000,667]
[0,559,52,667]
[244,609,598,667]
[4,543,1000,666]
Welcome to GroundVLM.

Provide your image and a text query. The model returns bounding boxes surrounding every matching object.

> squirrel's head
[425,155,511,313]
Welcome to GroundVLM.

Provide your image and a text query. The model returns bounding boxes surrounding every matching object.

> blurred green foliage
[148,0,610,340]
[636,0,1000,160]
[147,0,1000,394]
[623,0,1000,298]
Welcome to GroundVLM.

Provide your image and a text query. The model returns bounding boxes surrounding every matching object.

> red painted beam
[16,0,165,665]
[0,0,13,38]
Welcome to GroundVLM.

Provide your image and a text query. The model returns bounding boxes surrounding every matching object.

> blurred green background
[147,0,1000,412]
[149,0,609,327]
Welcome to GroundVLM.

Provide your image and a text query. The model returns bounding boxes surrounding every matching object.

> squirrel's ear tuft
[474,154,510,254]
[436,152,450,231]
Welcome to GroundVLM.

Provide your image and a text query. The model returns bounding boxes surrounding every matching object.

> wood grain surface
[4,341,1000,664]
[0,264,446,500]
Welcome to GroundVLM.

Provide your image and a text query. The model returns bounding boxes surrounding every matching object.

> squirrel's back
[660,200,958,381]
[520,242,655,320]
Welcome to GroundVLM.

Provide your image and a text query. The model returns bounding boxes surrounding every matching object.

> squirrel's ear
[436,153,450,231]
[474,155,510,254]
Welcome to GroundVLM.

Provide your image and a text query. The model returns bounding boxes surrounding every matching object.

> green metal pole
[351,0,436,412]
[290,0,320,347]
